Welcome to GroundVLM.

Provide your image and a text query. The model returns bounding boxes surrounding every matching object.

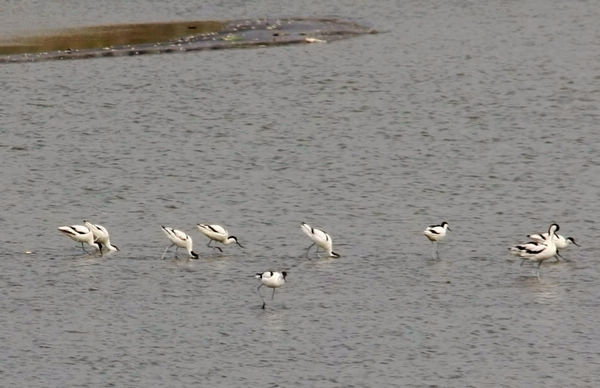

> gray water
[2,0,600,386]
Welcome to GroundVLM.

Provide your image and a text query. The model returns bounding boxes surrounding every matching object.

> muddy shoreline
[0,18,376,64]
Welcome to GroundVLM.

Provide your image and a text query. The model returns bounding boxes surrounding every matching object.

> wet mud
[0,18,376,63]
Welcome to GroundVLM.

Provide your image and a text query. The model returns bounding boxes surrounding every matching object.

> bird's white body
[197,224,229,243]
[161,226,198,259]
[256,271,287,288]
[83,220,119,252]
[255,271,287,309]
[300,222,340,258]
[196,224,242,250]
[58,225,102,251]
[423,222,450,242]
[510,240,557,261]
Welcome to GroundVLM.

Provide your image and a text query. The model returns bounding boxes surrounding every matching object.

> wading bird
[58,224,103,253]
[161,226,199,260]
[423,221,451,259]
[300,222,340,258]
[528,229,578,262]
[83,220,119,254]
[255,271,287,309]
[196,224,243,252]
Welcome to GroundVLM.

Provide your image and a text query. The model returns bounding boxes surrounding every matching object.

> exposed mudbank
[0,18,376,64]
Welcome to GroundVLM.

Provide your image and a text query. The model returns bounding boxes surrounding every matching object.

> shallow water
[1,0,600,386]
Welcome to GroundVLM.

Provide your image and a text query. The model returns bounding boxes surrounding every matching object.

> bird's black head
[549,223,560,233]
[331,251,341,258]
[281,271,288,279]
[191,251,199,259]
[567,237,579,246]
[113,244,120,251]
[229,236,243,248]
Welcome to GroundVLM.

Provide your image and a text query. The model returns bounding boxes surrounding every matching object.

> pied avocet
[300,222,340,258]
[255,271,287,309]
[196,224,243,252]
[528,228,578,262]
[83,220,119,254]
[58,224,102,253]
[423,221,451,259]
[161,226,199,260]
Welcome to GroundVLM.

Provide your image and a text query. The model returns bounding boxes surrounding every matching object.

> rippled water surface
[1,0,600,386]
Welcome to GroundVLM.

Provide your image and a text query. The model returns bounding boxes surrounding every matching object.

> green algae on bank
[0,21,226,56]
[0,18,377,63]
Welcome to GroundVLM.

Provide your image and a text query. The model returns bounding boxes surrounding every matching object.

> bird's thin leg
[536,261,543,280]
[161,244,174,260]
[174,246,180,259]
[435,243,440,260]
[305,243,315,258]
[257,284,266,309]
[271,288,276,300]
[208,239,223,252]
[556,251,569,262]
[80,242,89,253]
[520,258,526,266]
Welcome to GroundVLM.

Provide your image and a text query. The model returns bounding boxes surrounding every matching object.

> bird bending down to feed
[83,220,119,254]
[58,224,103,253]
[196,224,243,252]
[528,228,578,262]
[161,226,199,259]
[510,223,559,280]
[423,221,451,259]
[255,271,287,309]
[300,222,340,258]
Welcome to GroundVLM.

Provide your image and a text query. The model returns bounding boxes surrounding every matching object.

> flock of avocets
[58,220,578,308]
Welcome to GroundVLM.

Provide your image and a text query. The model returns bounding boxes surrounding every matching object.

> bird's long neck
[105,240,118,251]
[544,229,557,251]
[186,240,194,255]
